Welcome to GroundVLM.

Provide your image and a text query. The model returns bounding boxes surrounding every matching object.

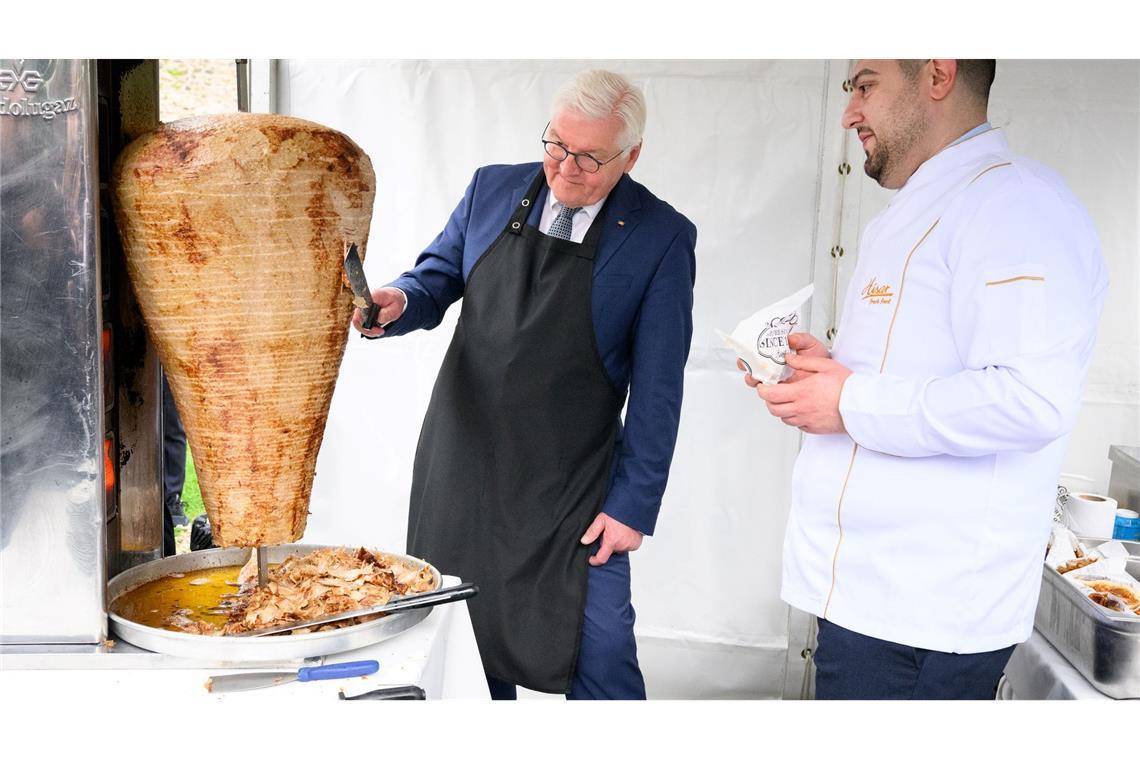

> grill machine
[0,59,294,667]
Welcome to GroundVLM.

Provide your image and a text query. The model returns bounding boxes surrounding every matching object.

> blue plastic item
[297,660,380,681]
[1112,510,1140,541]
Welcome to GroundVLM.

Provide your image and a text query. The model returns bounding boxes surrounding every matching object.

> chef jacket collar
[898,126,1008,197]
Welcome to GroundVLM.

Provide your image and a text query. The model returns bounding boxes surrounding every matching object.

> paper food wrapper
[1095,540,1132,560]
[1047,526,1140,617]
[1045,524,1082,566]
[718,284,814,384]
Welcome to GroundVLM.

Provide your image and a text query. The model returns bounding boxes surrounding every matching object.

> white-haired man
[355,70,697,699]
[742,60,1107,699]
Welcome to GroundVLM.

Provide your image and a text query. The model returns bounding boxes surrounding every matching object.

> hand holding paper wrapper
[718,284,814,384]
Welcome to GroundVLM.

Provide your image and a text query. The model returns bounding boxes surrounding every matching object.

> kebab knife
[342,242,381,337]
[206,659,379,693]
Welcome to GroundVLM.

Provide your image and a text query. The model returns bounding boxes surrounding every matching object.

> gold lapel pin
[617,220,625,226]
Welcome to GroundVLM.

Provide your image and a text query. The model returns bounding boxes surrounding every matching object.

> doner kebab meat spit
[111,113,376,563]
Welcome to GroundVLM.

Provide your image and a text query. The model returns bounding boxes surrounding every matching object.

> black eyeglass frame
[540,121,634,174]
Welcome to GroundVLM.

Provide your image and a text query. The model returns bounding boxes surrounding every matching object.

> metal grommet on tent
[521,199,530,207]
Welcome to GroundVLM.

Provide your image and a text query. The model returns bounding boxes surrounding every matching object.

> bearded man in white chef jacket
[741,59,1108,699]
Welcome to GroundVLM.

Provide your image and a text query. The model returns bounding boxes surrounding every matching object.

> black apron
[408,169,626,693]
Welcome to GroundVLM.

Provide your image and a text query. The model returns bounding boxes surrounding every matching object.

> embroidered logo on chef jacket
[860,277,894,305]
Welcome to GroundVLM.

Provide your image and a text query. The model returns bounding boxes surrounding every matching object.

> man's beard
[862,98,927,187]
[864,140,890,183]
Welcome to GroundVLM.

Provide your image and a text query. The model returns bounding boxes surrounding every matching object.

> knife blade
[256,546,268,589]
[342,242,380,331]
[206,659,379,693]
[232,582,478,638]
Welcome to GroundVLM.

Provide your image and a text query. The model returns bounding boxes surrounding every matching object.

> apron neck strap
[580,194,610,249]
[508,169,548,235]
[507,166,613,249]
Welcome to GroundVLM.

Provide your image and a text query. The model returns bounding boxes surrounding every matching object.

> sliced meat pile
[166,548,435,636]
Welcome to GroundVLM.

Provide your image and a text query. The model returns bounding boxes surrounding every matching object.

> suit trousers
[814,617,1015,700]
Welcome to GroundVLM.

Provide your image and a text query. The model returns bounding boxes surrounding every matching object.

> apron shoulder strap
[580,197,610,249]
[507,168,548,236]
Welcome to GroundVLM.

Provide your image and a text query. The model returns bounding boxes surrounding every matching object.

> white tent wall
[272,59,1140,699]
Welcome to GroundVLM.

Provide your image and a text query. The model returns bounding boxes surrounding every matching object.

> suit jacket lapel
[594,173,641,275]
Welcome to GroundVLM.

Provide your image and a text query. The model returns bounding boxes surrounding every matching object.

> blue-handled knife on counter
[206,659,379,693]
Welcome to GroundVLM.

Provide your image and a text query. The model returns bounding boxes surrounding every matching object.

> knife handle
[297,659,379,682]
[361,301,381,331]
[384,582,479,614]
[339,684,427,701]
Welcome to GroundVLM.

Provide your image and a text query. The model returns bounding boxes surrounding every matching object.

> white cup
[1066,492,1119,539]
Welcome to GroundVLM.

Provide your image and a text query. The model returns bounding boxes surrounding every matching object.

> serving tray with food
[1036,526,1140,698]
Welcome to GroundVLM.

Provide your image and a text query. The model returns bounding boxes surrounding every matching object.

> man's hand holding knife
[351,287,406,338]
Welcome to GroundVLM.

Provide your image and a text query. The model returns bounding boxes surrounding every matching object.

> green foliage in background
[182,447,205,520]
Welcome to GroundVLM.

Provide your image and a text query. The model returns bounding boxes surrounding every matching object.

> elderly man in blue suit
[354,69,697,700]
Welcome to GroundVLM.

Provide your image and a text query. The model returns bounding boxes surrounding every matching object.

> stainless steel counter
[0,575,489,698]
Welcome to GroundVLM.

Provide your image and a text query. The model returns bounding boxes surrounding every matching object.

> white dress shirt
[539,191,607,243]
[781,128,1109,653]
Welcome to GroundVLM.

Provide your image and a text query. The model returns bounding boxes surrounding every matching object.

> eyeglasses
[541,122,630,174]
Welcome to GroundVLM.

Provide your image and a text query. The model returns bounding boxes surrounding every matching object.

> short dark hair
[956,60,996,103]
[898,59,996,104]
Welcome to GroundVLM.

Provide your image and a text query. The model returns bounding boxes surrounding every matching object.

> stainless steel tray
[107,544,441,662]
[1034,538,1140,699]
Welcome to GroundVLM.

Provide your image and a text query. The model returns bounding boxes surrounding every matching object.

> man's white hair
[551,69,646,152]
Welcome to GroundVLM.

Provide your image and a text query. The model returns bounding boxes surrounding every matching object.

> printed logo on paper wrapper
[756,312,799,365]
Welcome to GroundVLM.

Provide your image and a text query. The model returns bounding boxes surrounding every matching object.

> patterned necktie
[549,205,581,240]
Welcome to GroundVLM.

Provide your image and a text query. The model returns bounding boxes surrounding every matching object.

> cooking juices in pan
[110,566,269,631]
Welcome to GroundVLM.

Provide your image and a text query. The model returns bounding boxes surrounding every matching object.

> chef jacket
[782,128,1109,653]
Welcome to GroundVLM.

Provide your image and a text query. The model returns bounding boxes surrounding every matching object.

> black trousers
[162,376,186,507]
[161,375,186,557]
[814,617,1015,700]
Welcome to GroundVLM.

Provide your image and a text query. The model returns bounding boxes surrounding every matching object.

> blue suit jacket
[385,162,696,536]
